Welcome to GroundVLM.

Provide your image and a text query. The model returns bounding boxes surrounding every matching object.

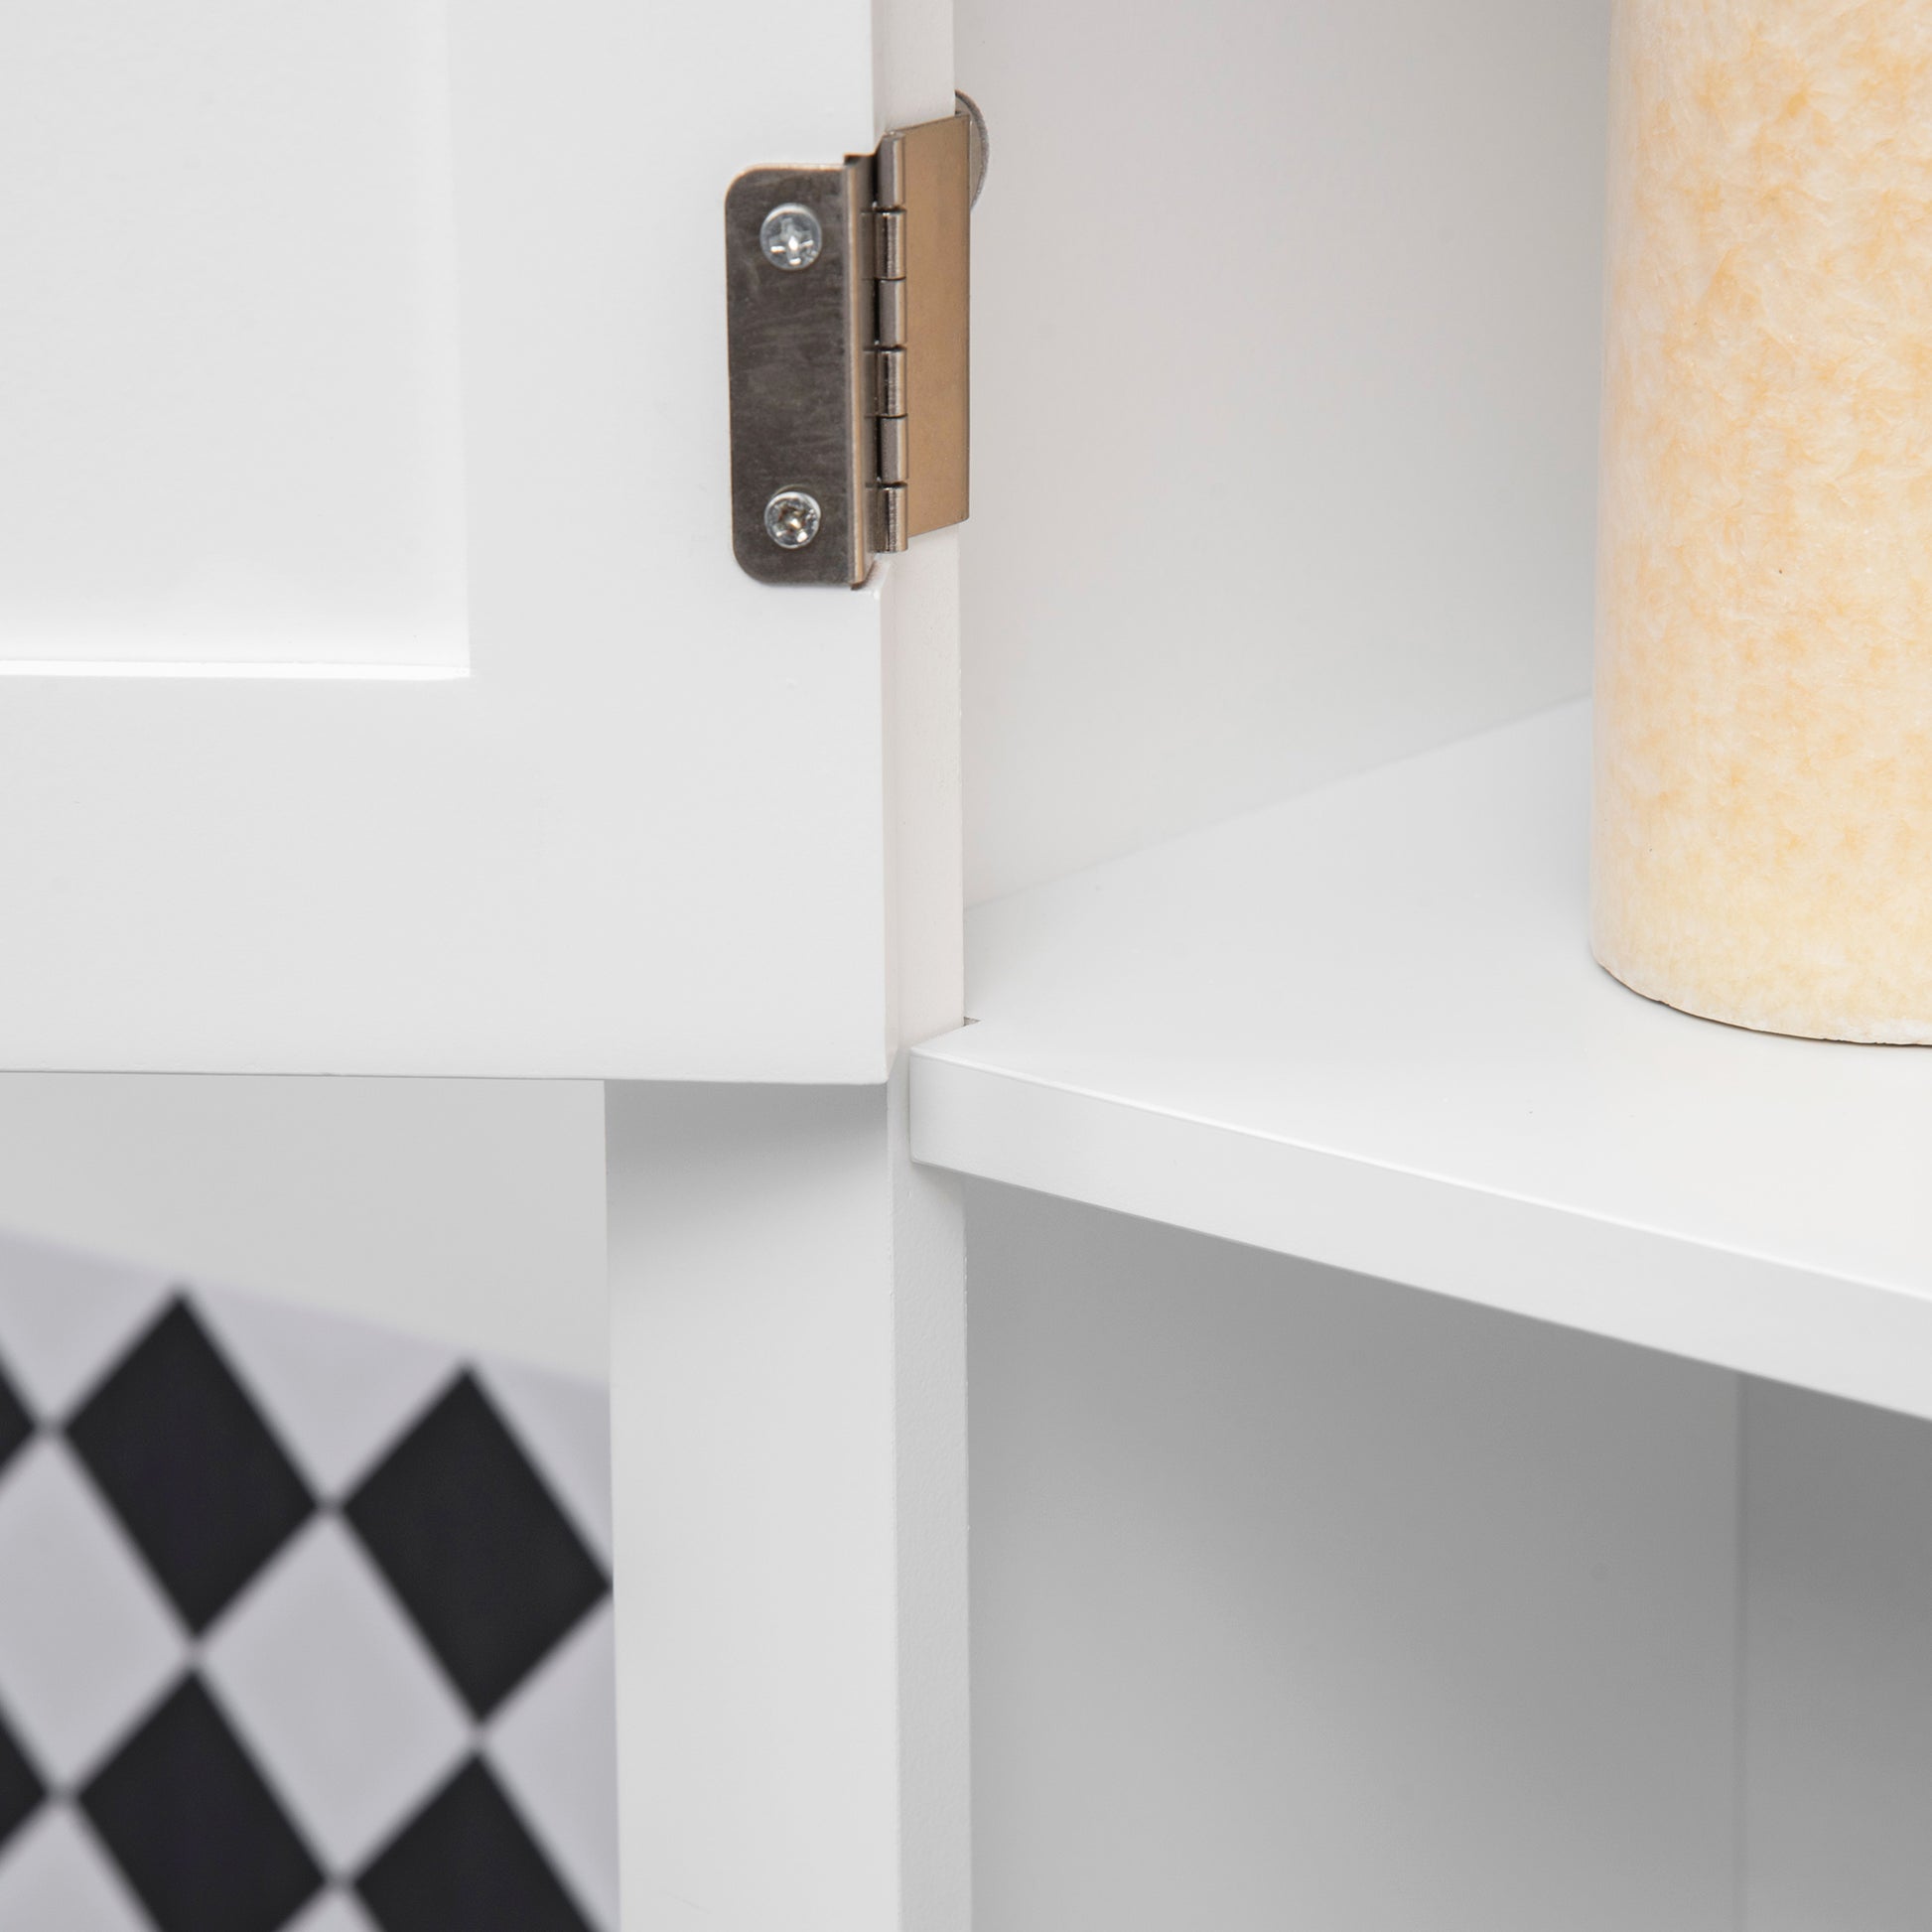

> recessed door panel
[0,1,467,671]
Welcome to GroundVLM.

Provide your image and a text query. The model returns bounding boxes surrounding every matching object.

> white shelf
[912,702,1932,1421]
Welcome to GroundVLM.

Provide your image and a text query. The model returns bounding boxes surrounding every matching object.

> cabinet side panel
[607,1077,969,1932]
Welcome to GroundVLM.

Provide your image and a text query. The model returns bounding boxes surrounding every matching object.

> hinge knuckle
[875,347,907,420]
[874,484,908,553]
[878,416,909,485]
[873,209,906,282]
[875,133,906,213]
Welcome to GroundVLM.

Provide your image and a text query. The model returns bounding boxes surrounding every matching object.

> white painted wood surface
[607,1079,968,1932]
[967,1184,1738,1932]
[0,0,955,1080]
[912,704,1932,1420]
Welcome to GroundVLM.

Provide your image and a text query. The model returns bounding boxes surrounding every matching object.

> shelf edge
[909,1051,1932,1421]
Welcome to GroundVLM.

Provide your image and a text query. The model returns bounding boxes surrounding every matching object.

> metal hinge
[726,94,987,587]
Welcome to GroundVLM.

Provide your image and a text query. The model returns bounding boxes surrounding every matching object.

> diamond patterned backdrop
[0,1229,618,1932]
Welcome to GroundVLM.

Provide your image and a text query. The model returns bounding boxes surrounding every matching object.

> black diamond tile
[0,1697,44,1857]
[357,1758,591,1932]
[0,1351,30,1480]
[345,1372,606,1718]
[67,1299,314,1632]
[81,1676,322,1932]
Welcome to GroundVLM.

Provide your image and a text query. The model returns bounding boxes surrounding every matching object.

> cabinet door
[0,0,954,1078]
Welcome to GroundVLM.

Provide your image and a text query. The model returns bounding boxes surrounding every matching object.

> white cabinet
[6,0,1931,1929]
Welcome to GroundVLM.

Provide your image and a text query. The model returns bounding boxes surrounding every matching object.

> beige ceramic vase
[1593,0,1932,1042]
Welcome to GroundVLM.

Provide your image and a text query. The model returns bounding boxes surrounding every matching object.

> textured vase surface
[1593,0,1932,1042]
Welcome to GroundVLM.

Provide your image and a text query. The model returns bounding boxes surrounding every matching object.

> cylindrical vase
[1593,0,1932,1042]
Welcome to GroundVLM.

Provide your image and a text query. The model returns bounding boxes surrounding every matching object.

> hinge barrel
[875,113,970,543]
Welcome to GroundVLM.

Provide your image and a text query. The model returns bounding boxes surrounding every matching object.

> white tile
[486,1599,619,1932]
[204,1517,469,1872]
[191,1284,459,1500]
[283,1884,383,1932]
[0,1231,170,1421]
[474,1359,612,1566]
[0,1807,151,1931]
[0,1441,184,1782]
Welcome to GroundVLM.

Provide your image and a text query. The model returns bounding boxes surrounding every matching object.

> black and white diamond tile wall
[0,1229,617,1932]
[69,1304,317,1637]
[81,1676,327,1932]
[0,1354,29,1481]
[357,1758,596,1932]
[0,1695,42,1859]
[345,1376,609,1723]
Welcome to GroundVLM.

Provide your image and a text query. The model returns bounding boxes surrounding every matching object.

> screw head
[759,204,822,271]
[763,488,822,550]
